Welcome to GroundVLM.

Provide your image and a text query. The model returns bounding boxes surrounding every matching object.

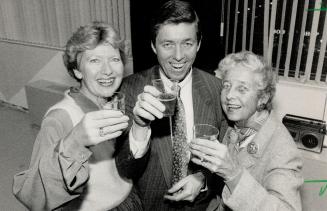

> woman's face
[221,66,263,122]
[74,44,124,102]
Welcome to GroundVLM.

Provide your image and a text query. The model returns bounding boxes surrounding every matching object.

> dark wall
[130,0,224,74]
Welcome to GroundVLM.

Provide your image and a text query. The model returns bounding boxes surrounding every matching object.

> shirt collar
[235,110,269,131]
[159,68,193,89]
[68,87,99,113]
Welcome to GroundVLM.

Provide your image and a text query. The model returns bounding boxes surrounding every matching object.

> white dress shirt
[129,70,195,158]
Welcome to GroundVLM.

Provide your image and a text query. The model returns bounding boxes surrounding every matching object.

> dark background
[130,0,224,74]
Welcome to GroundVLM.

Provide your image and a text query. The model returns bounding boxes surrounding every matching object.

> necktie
[229,111,269,152]
[171,86,188,185]
[229,128,257,151]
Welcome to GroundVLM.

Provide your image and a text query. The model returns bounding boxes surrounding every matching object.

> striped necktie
[229,111,269,152]
[171,86,188,185]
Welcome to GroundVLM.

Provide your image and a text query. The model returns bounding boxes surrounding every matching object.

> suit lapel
[192,70,216,125]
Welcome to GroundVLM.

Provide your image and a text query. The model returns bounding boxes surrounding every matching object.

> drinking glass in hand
[193,124,219,161]
[97,92,125,113]
[152,79,178,117]
[193,124,219,141]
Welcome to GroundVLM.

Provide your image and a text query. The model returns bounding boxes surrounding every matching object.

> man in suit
[117,1,225,210]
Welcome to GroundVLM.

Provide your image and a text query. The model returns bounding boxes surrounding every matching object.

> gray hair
[218,51,278,111]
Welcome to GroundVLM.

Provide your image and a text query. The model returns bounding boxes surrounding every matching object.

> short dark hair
[63,22,125,82]
[150,0,202,45]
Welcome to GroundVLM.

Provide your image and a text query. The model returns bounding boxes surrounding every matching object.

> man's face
[152,22,200,81]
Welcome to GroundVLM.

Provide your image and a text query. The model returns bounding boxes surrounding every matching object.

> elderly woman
[190,51,303,211]
[13,22,144,210]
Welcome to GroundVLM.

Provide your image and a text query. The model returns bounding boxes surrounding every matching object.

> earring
[73,69,83,79]
[257,103,265,111]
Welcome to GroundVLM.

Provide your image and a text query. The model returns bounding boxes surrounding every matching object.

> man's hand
[163,172,205,202]
[133,85,165,127]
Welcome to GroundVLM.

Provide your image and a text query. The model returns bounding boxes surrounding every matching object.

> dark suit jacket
[117,66,226,211]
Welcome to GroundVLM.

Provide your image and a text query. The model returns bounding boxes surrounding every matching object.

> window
[221,0,327,84]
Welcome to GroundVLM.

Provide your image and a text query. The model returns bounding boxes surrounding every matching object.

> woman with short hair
[191,51,303,211]
[13,22,144,211]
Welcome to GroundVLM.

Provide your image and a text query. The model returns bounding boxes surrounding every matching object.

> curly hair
[63,22,126,82]
[218,51,278,111]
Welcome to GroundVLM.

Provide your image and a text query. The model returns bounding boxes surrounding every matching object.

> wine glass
[152,79,178,117]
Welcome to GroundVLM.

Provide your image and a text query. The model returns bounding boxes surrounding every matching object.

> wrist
[134,115,151,127]
[224,168,243,193]
[63,133,87,151]
[61,134,91,161]
[132,120,151,142]
[194,172,206,191]
[224,168,242,182]
[194,171,205,181]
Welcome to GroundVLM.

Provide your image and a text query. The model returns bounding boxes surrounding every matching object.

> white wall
[275,79,327,148]
[275,80,327,142]
[274,79,327,121]
[0,42,72,108]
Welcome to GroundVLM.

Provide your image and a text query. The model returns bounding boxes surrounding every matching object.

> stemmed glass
[152,79,178,117]
[152,79,178,140]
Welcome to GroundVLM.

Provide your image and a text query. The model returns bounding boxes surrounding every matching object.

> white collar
[159,68,193,89]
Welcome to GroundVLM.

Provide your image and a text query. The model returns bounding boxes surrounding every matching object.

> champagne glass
[97,92,125,113]
[152,79,178,117]
[152,79,179,142]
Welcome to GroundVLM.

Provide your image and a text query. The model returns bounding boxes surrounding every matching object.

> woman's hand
[190,139,241,181]
[67,109,129,147]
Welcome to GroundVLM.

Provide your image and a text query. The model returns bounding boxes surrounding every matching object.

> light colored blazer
[207,111,303,211]
[117,66,226,211]
[13,91,144,210]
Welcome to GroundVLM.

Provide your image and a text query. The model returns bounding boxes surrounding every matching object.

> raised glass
[193,124,219,141]
[97,92,125,113]
[152,79,178,117]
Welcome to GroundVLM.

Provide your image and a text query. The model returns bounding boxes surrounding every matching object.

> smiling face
[151,22,200,81]
[73,44,124,103]
[221,65,266,122]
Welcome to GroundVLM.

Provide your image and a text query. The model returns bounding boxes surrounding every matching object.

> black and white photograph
[1,0,327,210]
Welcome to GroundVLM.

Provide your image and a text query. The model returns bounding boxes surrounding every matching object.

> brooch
[247,141,258,154]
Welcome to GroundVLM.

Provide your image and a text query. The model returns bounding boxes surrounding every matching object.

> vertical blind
[0,0,131,56]
[222,0,327,83]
